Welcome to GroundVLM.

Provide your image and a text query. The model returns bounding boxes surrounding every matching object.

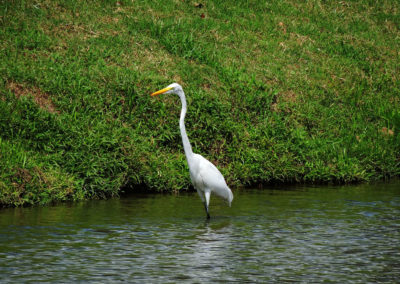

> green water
[1,182,399,282]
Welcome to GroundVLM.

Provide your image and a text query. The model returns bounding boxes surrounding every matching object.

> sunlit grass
[0,0,399,206]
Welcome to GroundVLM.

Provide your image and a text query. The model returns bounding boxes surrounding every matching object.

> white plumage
[151,83,233,218]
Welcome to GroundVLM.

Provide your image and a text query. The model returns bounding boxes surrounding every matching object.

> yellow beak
[151,87,173,96]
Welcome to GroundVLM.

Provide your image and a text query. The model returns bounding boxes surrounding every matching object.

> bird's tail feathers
[227,187,233,206]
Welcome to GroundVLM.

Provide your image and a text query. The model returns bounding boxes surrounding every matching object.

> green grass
[0,0,399,206]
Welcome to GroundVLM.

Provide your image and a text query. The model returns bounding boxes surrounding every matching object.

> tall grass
[0,0,399,206]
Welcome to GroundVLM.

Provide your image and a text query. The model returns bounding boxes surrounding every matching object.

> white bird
[151,83,233,219]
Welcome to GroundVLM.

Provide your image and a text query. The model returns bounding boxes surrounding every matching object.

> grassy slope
[0,0,399,206]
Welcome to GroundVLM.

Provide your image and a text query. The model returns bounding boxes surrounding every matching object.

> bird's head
[151,83,183,97]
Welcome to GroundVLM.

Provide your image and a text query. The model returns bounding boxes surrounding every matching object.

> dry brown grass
[7,81,59,114]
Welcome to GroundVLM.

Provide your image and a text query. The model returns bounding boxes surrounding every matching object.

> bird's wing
[192,154,232,201]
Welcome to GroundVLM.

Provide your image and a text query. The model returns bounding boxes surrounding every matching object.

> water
[1,182,399,283]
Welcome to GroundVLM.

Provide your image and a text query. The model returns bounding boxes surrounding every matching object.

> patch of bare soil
[6,81,59,114]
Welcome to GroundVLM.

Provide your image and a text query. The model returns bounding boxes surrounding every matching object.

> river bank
[1,0,399,206]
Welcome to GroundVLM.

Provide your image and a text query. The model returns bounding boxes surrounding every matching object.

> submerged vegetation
[0,0,399,206]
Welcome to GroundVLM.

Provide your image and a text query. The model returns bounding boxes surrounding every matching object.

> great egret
[151,83,233,219]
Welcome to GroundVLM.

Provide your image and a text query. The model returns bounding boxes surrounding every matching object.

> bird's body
[189,153,233,207]
[151,83,233,218]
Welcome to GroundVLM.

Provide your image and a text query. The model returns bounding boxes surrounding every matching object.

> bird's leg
[204,202,210,219]
[204,191,211,219]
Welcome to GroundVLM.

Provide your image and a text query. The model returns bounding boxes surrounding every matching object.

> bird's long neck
[178,90,193,159]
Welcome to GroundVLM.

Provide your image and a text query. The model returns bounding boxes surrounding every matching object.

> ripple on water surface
[0,182,399,282]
